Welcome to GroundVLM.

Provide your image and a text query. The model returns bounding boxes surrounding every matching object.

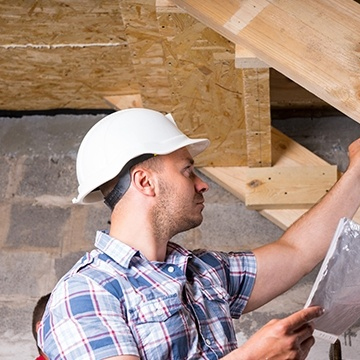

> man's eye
[184,167,193,176]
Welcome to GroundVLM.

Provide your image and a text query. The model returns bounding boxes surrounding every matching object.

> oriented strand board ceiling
[0,0,330,168]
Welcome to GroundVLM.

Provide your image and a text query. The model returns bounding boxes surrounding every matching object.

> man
[32,293,50,360]
[38,108,360,359]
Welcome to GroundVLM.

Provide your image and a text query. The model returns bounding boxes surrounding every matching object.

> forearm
[282,161,360,270]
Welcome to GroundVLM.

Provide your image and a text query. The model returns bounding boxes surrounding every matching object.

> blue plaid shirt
[39,231,256,360]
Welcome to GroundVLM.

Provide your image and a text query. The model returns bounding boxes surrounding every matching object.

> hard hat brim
[72,137,210,205]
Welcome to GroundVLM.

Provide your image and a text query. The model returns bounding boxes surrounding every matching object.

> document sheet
[305,217,360,343]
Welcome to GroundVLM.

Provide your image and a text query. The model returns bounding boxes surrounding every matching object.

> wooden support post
[242,68,272,167]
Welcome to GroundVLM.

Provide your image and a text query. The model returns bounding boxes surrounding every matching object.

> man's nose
[195,174,209,193]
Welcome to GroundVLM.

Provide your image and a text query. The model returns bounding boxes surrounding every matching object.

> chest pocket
[128,294,191,360]
[129,293,182,323]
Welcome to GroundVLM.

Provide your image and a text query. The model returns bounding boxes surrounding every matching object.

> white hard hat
[72,108,210,205]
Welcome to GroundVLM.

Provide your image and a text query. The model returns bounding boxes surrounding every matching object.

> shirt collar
[166,242,193,271]
[95,231,139,268]
[94,231,193,269]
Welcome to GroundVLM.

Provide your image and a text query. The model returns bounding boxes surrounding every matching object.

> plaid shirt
[39,231,256,360]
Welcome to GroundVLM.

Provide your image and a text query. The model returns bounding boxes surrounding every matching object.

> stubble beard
[151,181,203,242]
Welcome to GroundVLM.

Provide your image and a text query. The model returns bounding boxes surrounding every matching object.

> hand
[231,306,324,360]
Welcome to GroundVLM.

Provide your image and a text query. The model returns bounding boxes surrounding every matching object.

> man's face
[151,147,209,239]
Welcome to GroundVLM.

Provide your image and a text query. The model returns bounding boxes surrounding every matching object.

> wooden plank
[199,127,340,230]
[104,94,143,109]
[235,44,268,69]
[245,165,338,209]
[200,127,330,202]
[242,68,271,167]
[173,0,360,124]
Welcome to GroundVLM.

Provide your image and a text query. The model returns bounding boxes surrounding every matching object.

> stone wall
[1,113,360,359]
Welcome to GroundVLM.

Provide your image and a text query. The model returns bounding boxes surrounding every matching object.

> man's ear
[36,320,41,332]
[132,168,156,196]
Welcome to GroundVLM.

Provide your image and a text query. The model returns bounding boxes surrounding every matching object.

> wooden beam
[173,0,360,124]
[242,68,272,167]
[245,165,337,209]
[199,127,360,230]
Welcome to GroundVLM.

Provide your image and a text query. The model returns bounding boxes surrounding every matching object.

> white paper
[305,217,360,343]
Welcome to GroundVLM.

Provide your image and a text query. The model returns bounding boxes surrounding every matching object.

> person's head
[72,108,210,212]
[147,146,209,238]
[32,293,51,357]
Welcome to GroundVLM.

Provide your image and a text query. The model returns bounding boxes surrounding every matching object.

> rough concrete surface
[0,113,359,359]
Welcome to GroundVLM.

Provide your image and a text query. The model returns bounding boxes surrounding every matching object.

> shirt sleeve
[226,251,257,318]
[39,273,139,360]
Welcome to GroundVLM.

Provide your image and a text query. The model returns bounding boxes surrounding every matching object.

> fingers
[284,306,324,331]
[293,321,315,345]
[237,308,323,360]
[298,332,316,360]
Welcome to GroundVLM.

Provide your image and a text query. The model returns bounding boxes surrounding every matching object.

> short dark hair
[32,293,51,348]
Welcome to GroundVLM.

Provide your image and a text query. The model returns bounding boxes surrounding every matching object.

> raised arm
[247,138,360,312]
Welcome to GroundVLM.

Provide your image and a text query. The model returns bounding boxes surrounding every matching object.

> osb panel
[0,1,125,44]
[0,0,138,110]
[0,46,138,110]
[158,12,247,166]
[119,0,173,112]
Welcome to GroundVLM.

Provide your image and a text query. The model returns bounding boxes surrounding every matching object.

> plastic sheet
[305,217,360,343]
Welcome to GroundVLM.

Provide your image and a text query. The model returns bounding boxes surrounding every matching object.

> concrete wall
[0,113,359,359]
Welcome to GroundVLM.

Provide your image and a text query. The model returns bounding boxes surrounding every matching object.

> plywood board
[119,0,173,113]
[157,11,247,166]
[0,0,137,110]
[173,0,360,124]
